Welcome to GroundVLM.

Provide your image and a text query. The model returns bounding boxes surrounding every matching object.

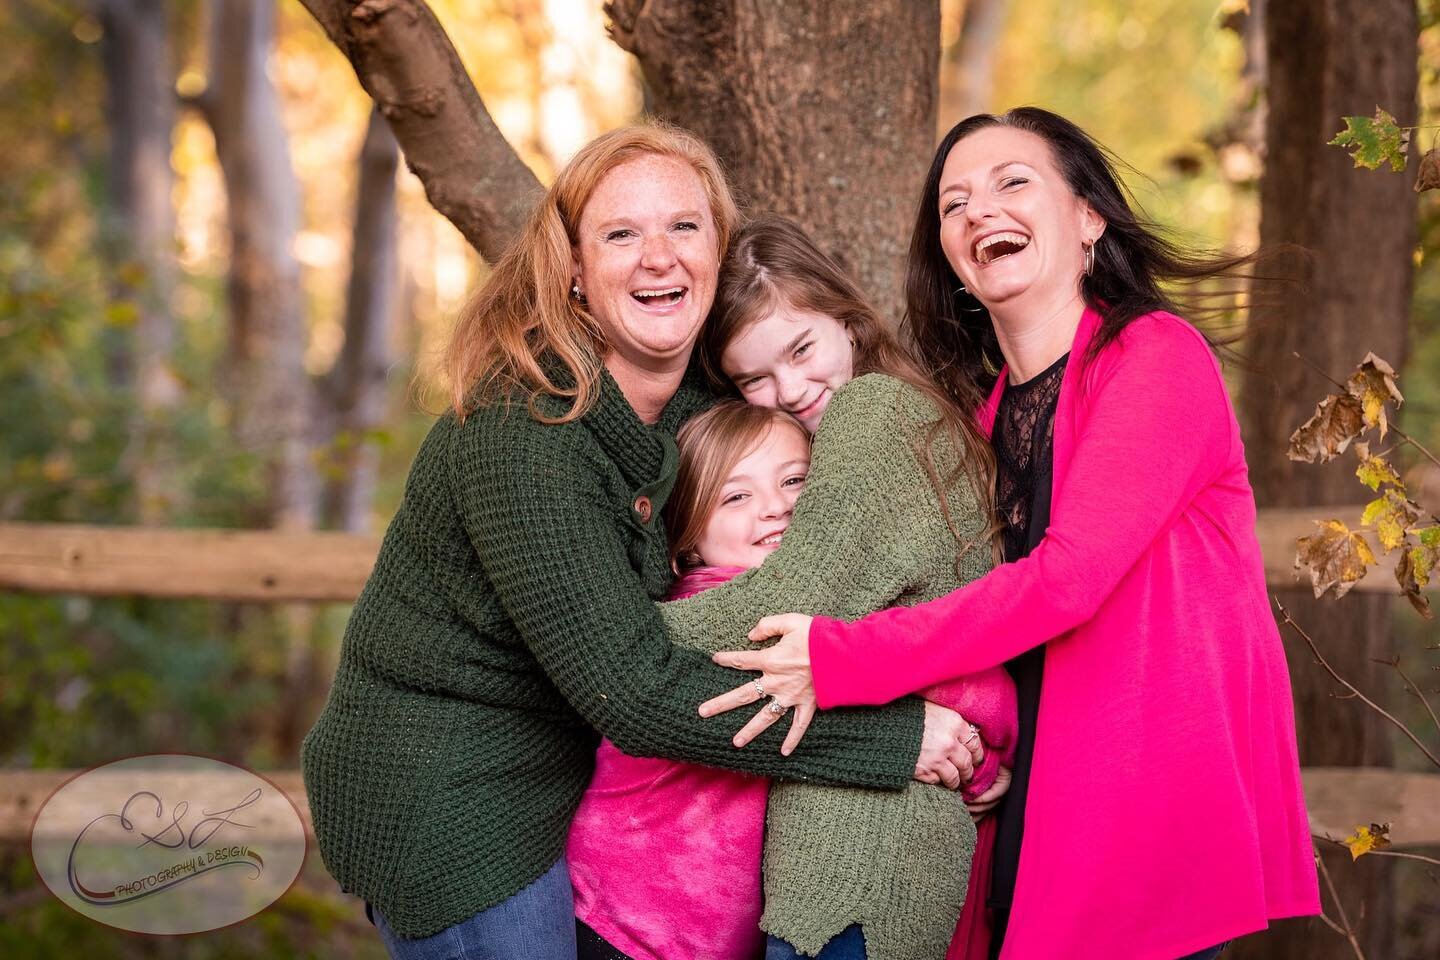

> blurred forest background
[2,0,1438,957]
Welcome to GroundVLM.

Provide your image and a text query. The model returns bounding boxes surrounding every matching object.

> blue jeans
[367,858,578,960]
[766,925,867,959]
[1178,943,1230,960]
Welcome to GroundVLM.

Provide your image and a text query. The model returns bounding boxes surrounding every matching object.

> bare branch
[298,0,542,263]
[1317,909,1349,937]
[1278,600,1440,769]
[1315,832,1440,868]
[1377,656,1440,737]
[1315,846,1368,960]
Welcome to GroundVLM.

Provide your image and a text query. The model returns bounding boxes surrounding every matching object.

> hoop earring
[951,284,986,315]
[1083,241,1095,277]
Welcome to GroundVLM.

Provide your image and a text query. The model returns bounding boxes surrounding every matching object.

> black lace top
[987,350,1068,953]
[995,351,1067,561]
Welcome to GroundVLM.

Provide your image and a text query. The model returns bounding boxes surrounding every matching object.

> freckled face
[692,424,811,569]
[719,304,856,434]
[572,155,721,371]
[936,126,1104,310]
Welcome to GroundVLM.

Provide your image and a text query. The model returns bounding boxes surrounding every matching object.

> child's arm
[661,375,987,657]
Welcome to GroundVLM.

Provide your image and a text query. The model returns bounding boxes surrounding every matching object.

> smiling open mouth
[755,532,784,547]
[631,286,687,306]
[973,232,1030,264]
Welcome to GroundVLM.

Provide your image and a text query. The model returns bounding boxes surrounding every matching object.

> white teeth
[757,533,783,546]
[633,286,685,300]
[974,232,1030,264]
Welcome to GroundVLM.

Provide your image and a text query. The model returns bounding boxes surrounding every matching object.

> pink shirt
[567,566,768,960]
[810,310,1320,959]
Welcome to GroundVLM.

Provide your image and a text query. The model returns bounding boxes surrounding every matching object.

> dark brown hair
[665,400,811,571]
[704,214,995,560]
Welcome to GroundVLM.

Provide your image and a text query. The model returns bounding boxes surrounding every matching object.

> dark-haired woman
[701,109,1320,959]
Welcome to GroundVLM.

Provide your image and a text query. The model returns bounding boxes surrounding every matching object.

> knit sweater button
[633,495,652,523]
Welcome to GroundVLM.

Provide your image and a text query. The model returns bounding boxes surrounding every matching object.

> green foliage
[1329,107,1411,171]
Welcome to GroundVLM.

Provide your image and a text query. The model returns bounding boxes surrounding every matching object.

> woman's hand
[698,613,817,755]
[966,764,1012,818]
[914,702,982,790]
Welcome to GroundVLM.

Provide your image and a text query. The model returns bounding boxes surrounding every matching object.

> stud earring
[571,282,585,302]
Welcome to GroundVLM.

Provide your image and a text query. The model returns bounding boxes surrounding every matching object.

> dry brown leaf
[1345,353,1404,439]
[1415,147,1440,192]
[1295,519,1376,599]
[1288,393,1366,463]
[1396,548,1434,619]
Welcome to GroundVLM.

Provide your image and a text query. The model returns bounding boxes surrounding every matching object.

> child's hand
[966,765,1012,819]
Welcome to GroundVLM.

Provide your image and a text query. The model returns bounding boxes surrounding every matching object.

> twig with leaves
[1288,352,1440,617]
[1330,106,1440,192]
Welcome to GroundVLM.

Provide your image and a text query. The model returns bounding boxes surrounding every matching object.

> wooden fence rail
[3,767,1437,847]
[0,510,1428,603]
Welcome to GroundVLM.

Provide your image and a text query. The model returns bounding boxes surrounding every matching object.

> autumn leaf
[1417,147,1440,193]
[1396,547,1434,619]
[1361,489,1421,552]
[1330,108,1410,172]
[1353,443,1401,491]
[1295,520,1376,599]
[1287,393,1365,463]
[1343,822,1393,860]
[1344,353,1404,438]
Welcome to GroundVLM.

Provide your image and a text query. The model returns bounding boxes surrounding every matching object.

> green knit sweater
[300,365,926,939]
[660,374,993,960]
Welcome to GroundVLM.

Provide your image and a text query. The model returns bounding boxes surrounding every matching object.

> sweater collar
[542,355,714,490]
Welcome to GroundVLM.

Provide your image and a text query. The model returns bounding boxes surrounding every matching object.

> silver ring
[963,730,980,746]
[767,698,787,715]
[752,679,766,700]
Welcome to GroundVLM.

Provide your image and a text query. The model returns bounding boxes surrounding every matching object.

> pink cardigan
[809,309,1319,959]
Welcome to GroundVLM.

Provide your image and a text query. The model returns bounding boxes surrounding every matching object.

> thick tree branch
[298,0,542,263]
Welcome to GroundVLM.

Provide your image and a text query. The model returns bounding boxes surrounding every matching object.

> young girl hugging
[568,401,812,960]
[568,214,1018,960]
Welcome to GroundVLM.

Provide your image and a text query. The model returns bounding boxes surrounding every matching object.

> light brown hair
[444,121,741,423]
[705,214,997,559]
[665,400,811,571]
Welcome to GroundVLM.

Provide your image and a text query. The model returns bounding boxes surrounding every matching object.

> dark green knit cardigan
[300,366,924,938]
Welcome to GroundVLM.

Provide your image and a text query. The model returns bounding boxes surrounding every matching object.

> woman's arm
[809,315,1234,707]
[448,405,922,789]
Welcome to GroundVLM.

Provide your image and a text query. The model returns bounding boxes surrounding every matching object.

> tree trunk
[203,0,319,762]
[322,107,399,534]
[1235,1,1417,957]
[939,0,1008,125]
[205,0,316,532]
[99,0,181,523]
[607,0,940,323]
